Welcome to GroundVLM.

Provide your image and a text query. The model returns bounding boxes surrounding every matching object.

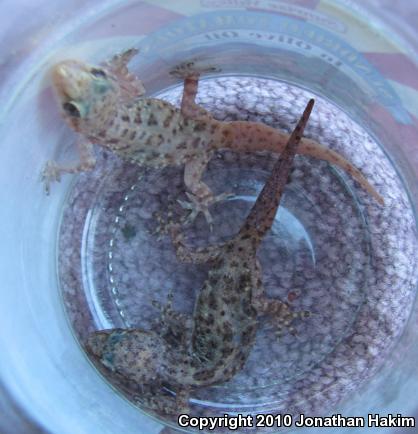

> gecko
[85,99,314,416]
[43,48,383,225]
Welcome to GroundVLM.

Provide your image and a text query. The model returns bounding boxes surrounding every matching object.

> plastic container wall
[0,1,417,433]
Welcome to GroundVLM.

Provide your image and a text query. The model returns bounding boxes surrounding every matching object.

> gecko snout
[51,60,91,100]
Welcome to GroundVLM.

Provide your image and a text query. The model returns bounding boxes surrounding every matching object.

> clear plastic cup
[0,1,417,433]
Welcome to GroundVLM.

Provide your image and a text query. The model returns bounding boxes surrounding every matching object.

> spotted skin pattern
[85,99,314,416]
[43,49,383,224]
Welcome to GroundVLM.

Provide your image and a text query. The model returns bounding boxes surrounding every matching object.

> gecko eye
[91,68,107,78]
[62,102,81,118]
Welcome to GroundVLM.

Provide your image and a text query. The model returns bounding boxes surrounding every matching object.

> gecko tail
[220,107,383,206]
[238,99,315,243]
[298,139,384,205]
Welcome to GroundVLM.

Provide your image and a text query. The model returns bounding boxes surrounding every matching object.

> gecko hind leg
[181,155,234,228]
[170,224,221,264]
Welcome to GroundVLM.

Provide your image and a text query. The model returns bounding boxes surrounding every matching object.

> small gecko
[86,99,314,416]
[43,48,383,225]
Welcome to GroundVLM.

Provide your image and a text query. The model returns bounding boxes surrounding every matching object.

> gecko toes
[178,191,234,228]
[41,160,62,194]
[170,59,221,80]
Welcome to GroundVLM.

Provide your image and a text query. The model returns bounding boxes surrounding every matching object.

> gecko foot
[177,191,234,228]
[169,59,220,80]
[152,204,180,241]
[275,309,311,339]
[107,48,139,69]
[41,160,62,195]
[257,297,310,339]
[175,388,190,414]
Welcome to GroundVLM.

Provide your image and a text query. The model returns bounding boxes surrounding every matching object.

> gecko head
[85,329,164,384]
[51,60,118,130]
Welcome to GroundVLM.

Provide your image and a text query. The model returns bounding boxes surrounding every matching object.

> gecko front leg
[175,387,190,414]
[104,48,146,101]
[152,289,193,347]
[144,386,190,415]
[170,59,219,121]
[251,260,309,337]
[180,75,212,121]
[41,138,96,194]
[171,60,234,226]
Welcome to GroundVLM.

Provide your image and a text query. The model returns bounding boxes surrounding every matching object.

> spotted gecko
[86,99,314,416]
[43,48,383,225]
